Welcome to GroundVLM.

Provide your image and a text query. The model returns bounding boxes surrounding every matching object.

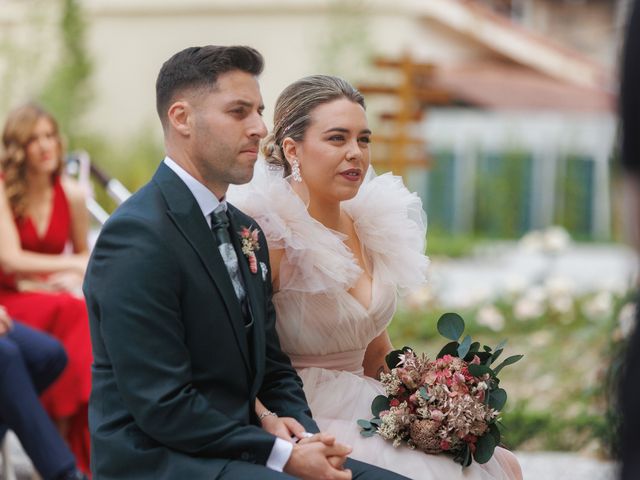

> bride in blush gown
[230,75,523,480]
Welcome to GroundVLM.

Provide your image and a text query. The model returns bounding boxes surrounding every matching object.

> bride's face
[294,98,371,203]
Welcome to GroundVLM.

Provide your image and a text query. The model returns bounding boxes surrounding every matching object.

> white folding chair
[1,433,17,480]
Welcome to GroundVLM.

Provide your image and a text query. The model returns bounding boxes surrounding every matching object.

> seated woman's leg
[6,321,67,393]
[0,292,93,473]
[0,325,77,480]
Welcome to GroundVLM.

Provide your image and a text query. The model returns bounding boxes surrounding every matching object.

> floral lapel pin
[239,226,261,274]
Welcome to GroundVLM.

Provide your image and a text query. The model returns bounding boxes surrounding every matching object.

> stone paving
[0,431,620,480]
[517,451,617,480]
[428,242,637,309]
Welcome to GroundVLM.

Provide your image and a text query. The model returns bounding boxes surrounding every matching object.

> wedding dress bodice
[230,162,429,374]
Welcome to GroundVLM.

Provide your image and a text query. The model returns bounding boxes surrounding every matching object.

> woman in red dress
[0,103,92,474]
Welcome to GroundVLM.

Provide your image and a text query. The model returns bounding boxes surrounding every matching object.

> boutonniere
[239,226,261,274]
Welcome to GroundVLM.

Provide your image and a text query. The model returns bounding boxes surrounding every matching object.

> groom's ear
[281,137,299,164]
[167,100,191,137]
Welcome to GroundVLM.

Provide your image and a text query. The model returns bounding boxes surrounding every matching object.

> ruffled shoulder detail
[343,172,430,295]
[227,161,362,293]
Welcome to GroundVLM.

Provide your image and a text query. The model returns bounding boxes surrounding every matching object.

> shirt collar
[163,156,227,220]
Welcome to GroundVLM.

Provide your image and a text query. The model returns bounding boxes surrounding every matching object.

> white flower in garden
[582,291,614,320]
[526,286,547,304]
[544,275,574,298]
[503,274,528,298]
[530,331,553,347]
[519,230,544,252]
[476,305,505,331]
[514,294,546,321]
[549,295,573,314]
[469,284,491,307]
[542,226,571,253]
[602,278,632,297]
[544,276,574,314]
[513,286,547,320]
[618,303,638,338]
[403,285,434,311]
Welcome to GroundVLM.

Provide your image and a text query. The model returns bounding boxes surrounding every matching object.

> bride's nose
[346,142,363,162]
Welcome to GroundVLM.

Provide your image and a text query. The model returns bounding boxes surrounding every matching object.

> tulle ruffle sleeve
[228,162,362,293]
[343,172,429,295]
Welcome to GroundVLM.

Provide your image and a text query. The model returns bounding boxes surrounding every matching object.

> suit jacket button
[240,452,250,461]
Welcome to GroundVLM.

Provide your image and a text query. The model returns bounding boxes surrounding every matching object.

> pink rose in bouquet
[358,313,523,467]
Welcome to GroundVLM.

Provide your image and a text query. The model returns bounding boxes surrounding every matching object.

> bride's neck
[307,197,341,231]
[291,181,344,231]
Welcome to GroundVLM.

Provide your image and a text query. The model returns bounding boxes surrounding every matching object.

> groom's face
[189,70,267,194]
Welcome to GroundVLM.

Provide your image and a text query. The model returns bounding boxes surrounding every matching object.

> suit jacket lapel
[227,206,266,381]
[153,164,252,373]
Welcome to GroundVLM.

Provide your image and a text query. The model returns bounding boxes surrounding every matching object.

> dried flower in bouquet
[357,312,523,467]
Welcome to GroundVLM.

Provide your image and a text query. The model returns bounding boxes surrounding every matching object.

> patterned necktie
[210,206,250,322]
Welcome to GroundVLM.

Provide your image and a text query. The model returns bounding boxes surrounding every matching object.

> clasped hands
[260,413,353,480]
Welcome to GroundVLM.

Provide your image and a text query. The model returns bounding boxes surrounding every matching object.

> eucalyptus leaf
[372,395,390,417]
[475,351,492,364]
[370,418,382,426]
[385,349,404,370]
[493,355,524,376]
[357,419,372,430]
[453,444,472,467]
[488,388,507,411]
[437,313,465,341]
[437,341,460,359]
[473,433,497,464]
[468,364,493,377]
[463,444,473,467]
[457,335,472,359]
[483,345,492,353]
[469,342,480,353]
[490,348,504,364]
[360,429,376,437]
[489,423,501,444]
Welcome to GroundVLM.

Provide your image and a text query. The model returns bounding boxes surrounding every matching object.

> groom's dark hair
[156,45,264,129]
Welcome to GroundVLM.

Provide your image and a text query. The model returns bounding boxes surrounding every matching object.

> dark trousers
[621,305,640,480]
[217,457,410,479]
[0,322,75,480]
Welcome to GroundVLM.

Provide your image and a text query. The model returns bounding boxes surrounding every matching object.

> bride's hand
[260,414,306,443]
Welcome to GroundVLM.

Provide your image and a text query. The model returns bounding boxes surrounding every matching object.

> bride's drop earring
[292,159,302,183]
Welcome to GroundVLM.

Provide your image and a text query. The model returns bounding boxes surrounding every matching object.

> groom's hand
[284,440,353,480]
[297,434,348,470]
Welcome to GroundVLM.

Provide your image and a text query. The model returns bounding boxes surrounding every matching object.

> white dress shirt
[163,157,293,472]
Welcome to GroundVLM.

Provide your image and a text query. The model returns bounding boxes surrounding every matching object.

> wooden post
[356,54,450,178]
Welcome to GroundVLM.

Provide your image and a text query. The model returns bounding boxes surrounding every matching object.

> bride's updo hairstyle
[261,75,366,176]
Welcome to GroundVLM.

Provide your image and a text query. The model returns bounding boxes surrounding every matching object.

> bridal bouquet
[358,313,523,467]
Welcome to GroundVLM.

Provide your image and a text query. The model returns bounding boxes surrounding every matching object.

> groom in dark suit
[83,46,408,480]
